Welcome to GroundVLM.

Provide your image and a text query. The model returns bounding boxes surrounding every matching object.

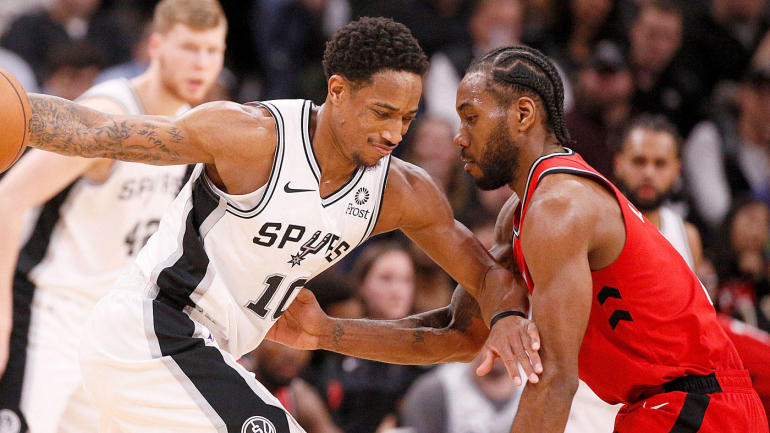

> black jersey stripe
[155,175,223,310]
[0,184,74,428]
[150,300,293,432]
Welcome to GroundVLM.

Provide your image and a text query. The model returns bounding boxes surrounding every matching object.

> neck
[642,207,662,229]
[511,138,564,198]
[130,66,188,116]
[311,104,359,193]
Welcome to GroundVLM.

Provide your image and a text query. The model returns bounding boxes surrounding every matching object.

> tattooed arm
[27,94,274,167]
[268,285,488,364]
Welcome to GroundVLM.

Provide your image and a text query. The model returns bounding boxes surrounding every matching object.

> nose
[454,131,468,149]
[381,119,403,145]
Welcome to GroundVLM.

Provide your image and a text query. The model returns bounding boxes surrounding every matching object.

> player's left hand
[266,288,327,350]
[476,315,542,386]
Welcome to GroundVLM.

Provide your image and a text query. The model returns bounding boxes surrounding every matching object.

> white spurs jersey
[135,99,390,358]
[21,78,189,303]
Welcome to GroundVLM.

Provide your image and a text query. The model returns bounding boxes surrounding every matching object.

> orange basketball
[0,67,31,173]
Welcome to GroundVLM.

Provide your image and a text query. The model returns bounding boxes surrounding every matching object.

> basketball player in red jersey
[457,46,767,432]
[269,45,767,433]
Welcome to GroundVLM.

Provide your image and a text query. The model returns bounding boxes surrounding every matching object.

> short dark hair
[618,113,681,157]
[467,45,573,146]
[322,17,429,85]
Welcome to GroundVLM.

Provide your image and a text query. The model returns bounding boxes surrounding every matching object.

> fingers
[524,322,543,374]
[475,348,494,377]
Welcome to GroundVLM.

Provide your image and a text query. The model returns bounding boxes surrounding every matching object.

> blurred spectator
[1,0,131,85]
[613,114,704,271]
[400,357,523,433]
[541,0,625,75]
[95,20,151,83]
[628,0,705,135]
[251,0,348,101]
[304,271,364,320]
[681,0,770,98]
[403,115,474,216]
[713,198,770,332]
[305,242,425,433]
[0,47,38,93]
[683,65,770,230]
[241,341,343,433]
[0,0,51,35]
[566,40,634,178]
[41,39,104,100]
[382,0,474,58]
[424,0,526,128]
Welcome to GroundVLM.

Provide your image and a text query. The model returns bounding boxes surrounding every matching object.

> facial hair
[616,178,671,212]
[474,118,519,191]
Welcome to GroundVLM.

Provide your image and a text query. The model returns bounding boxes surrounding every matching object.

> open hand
[476,315,542,386]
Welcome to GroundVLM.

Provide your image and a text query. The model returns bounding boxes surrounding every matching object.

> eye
[464,115,476,125]
[370,109,389,119]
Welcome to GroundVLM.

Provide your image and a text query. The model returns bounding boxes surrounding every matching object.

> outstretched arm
[268,285,488,364]
[28,94,200,164]
[27,94,274,168]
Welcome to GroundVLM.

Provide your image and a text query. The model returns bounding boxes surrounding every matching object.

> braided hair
[467,46,573,146]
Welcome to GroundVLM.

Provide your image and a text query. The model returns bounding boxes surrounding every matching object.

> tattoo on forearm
[28,94,184,163]
[412,330,425,343]
[331,322,344,348]
[450,288,482,333]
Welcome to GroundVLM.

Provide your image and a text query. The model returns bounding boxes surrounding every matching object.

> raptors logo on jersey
[136,99,389,358]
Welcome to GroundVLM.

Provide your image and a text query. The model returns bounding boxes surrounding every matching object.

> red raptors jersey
[512,150,743,405]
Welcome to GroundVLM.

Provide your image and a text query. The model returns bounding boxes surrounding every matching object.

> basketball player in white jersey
[14,17,540,433]
[0,1,226,432]
[613,114,703,269]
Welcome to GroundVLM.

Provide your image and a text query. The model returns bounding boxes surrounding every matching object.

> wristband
[490,310,527,328]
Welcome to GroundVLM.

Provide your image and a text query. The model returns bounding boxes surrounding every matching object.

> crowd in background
[1,0,770,432]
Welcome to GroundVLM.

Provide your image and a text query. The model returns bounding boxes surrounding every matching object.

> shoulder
[522,174,605,245]
[177,101,277,158]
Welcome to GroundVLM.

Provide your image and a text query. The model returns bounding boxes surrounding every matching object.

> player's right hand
[476,314,542,386]
[266,288,327,350]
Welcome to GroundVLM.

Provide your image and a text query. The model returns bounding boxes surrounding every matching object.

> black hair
[322,17,429,84]
[618,113,682,157]
[467,45,573,146]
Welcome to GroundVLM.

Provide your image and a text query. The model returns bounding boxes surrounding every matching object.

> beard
[617,179,671,212]
[473,118,519,191]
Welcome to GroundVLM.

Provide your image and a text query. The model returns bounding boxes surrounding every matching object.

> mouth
[186,79,205,92]
[371,141,395,156]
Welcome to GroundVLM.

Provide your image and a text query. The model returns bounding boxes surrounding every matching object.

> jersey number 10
[245,274,308,320]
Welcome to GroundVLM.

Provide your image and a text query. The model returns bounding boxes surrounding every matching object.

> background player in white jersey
[9,17,541,433]
[0,1,226,432]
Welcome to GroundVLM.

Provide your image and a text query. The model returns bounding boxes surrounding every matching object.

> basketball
[0,67,32,173]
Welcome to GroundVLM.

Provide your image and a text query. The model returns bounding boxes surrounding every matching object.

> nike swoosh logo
[651,402,669,410]
[284,182,314,193]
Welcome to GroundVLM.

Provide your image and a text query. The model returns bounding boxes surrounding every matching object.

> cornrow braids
[468,46,574,146]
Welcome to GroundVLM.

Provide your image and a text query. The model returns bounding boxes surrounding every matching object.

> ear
[147,32,163,60]
[613,152,624,177]
[327,75,350,106]
[514,96,537,132]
